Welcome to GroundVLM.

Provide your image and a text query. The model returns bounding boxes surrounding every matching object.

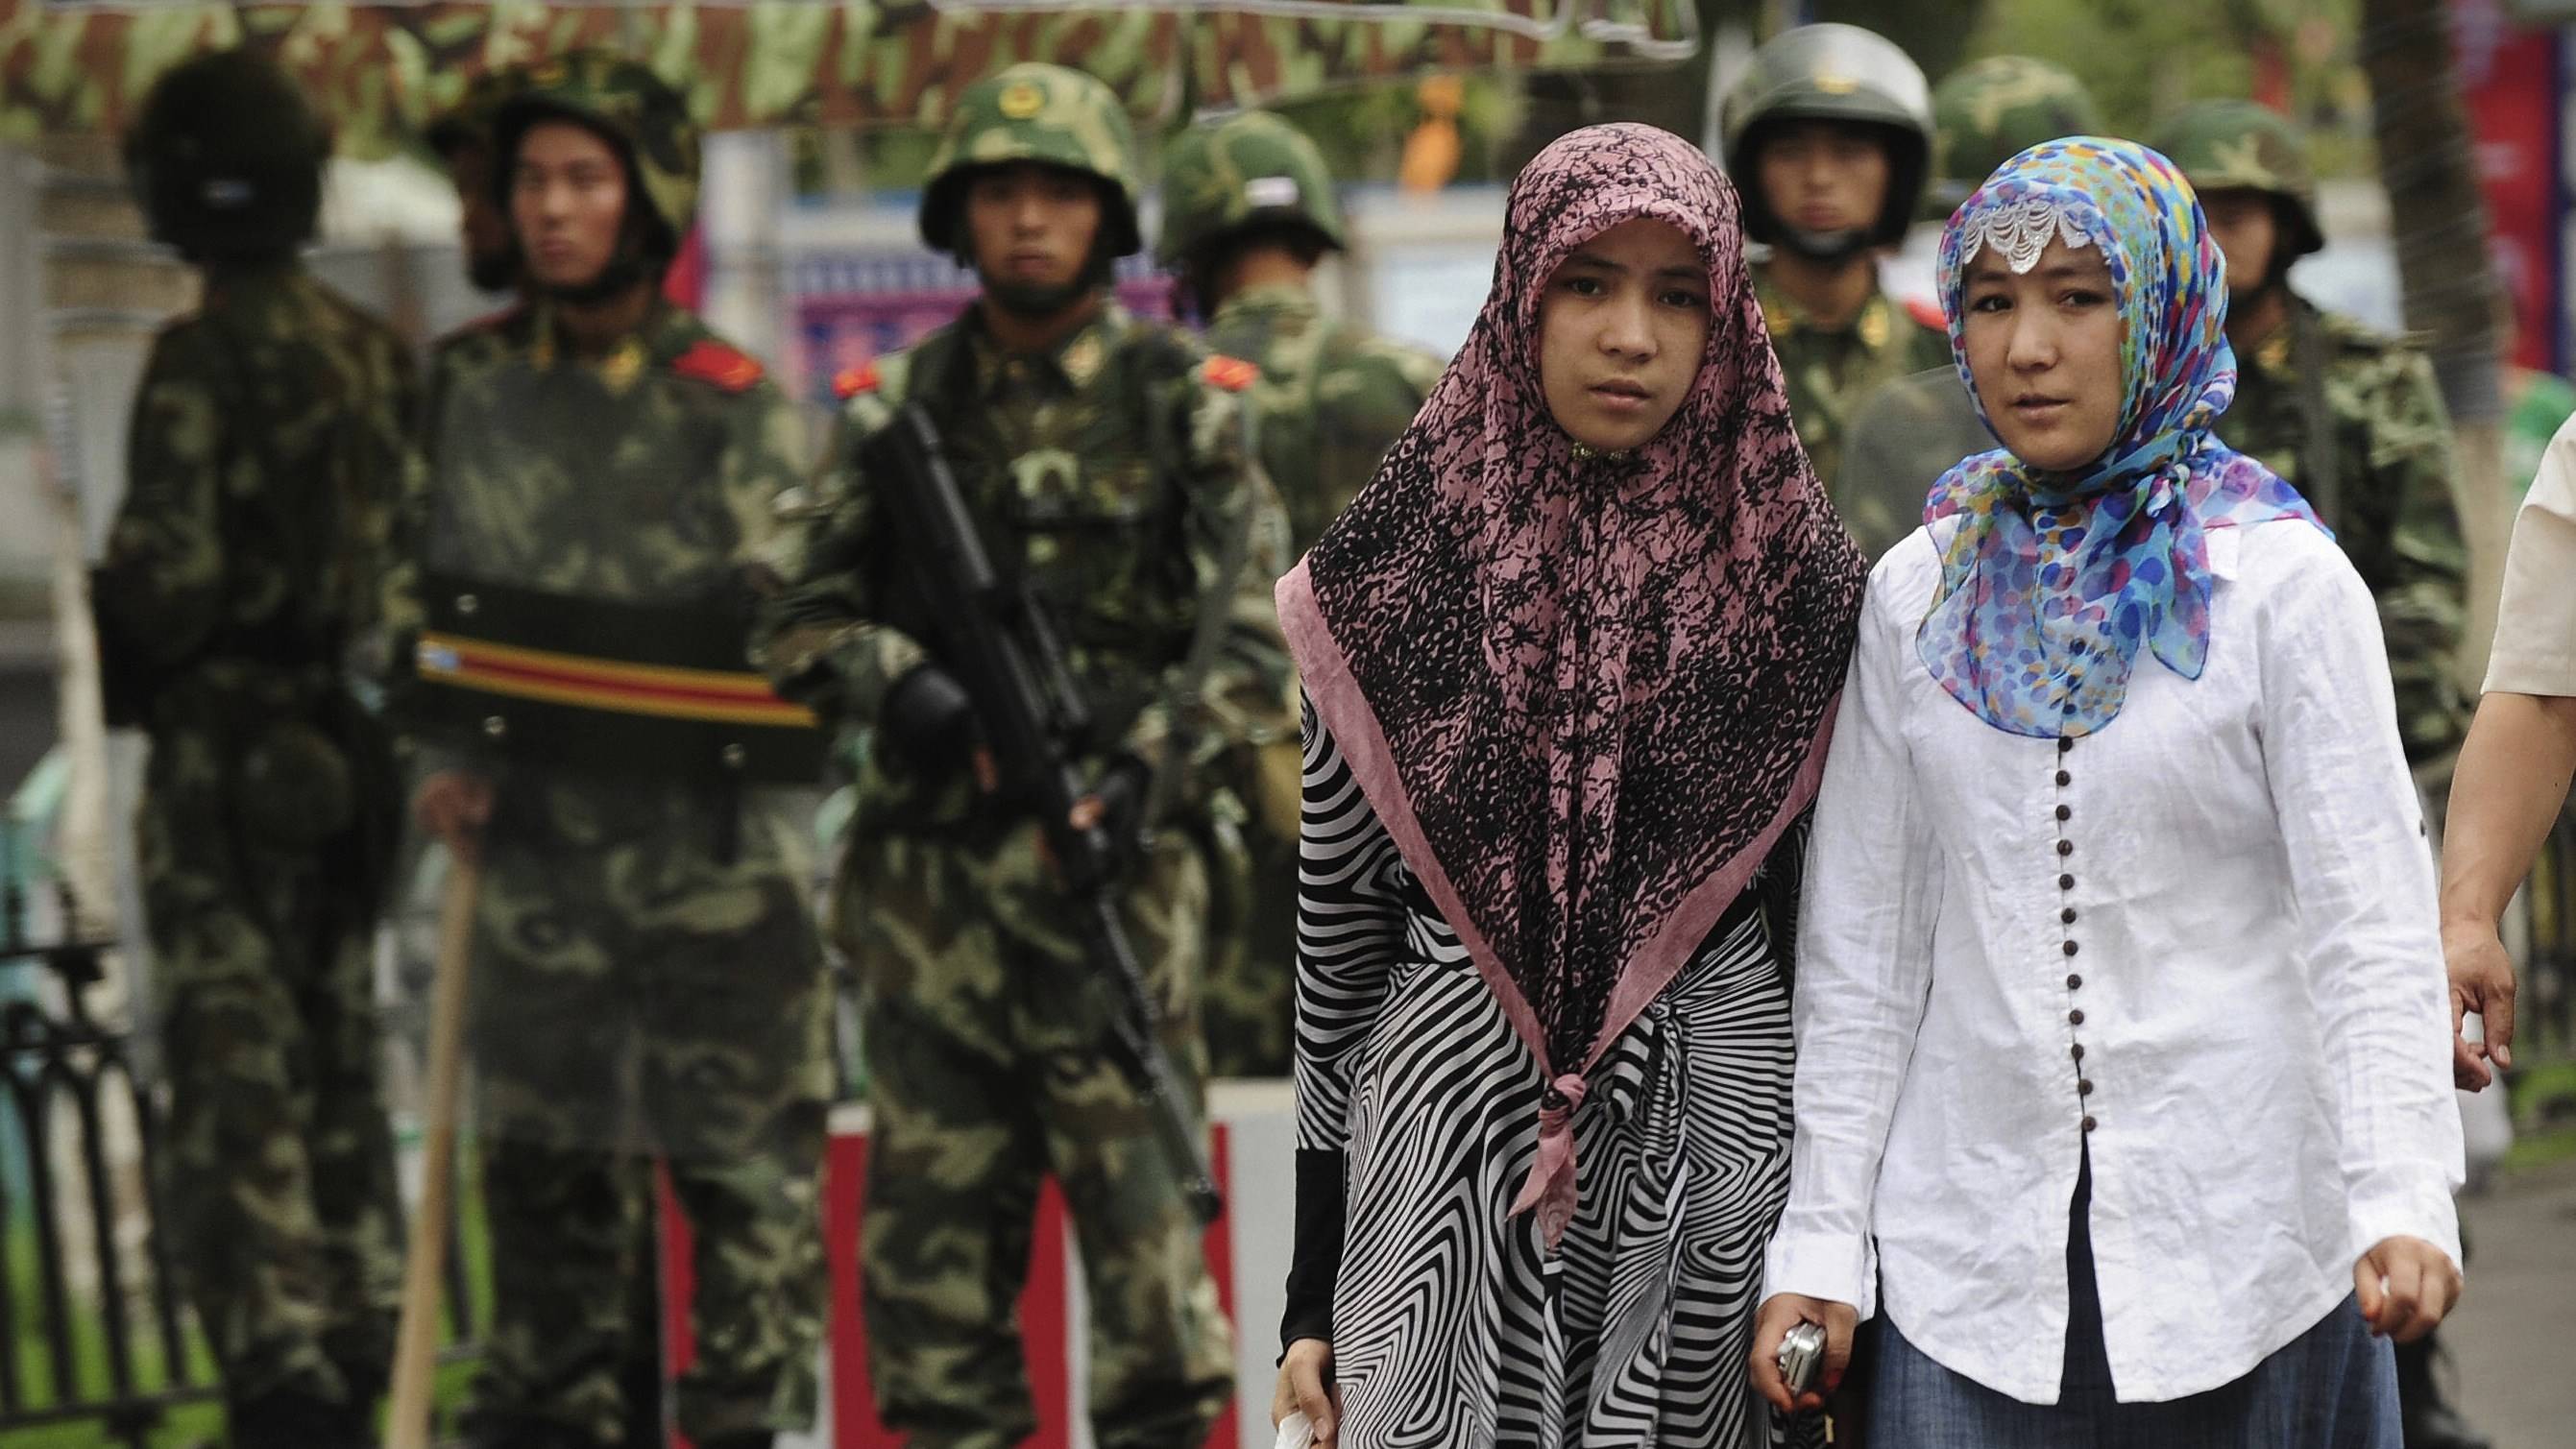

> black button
[2054,804,2072,822]
[2081,1115,2098,1132]
[2062,941,2079,957]
[2058,874,2075,891]
[2066,974,2083,990]
[2061,907,2078,925]
[2078,1079,2095,1095]
[2068,1009,2086,1026]
[2071,1044,2085,1061]
[2056,840,2074,857]
[2055,770,2072,787]
[2059,737,2075,754]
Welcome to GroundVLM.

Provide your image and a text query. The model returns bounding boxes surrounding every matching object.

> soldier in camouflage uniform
[1721,22,1949,495]
[1156,109,1442,1077]
[1836,57,2108,559]
[2152,101,2472,771]
[399,55,829,1449]
[2153,98,2482,1449]
[94,50,410,1449]
[755,62,1260,1449]
[426,65,529,295]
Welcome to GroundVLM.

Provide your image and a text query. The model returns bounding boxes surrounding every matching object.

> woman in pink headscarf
[1267,123,1866,1447]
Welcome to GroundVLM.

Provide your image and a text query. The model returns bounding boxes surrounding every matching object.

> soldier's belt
[408,576,826,785]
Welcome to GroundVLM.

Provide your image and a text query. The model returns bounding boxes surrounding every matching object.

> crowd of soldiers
[82,15,2498,1449]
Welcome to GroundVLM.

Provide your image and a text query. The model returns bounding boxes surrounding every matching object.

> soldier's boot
[2395,1333,2492,1449]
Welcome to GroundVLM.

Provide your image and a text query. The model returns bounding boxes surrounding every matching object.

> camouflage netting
[0,0,1700,156]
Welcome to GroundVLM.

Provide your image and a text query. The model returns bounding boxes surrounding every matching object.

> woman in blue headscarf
[1744,139,2466,1446]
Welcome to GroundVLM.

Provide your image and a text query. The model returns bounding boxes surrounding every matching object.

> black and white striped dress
[1286,717,1823,1449]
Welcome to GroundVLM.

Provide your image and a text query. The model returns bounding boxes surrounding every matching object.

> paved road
[2445,1154,2576,1449]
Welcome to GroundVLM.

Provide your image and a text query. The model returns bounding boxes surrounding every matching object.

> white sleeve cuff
[1762,1223,1879,1320]
[2347,1180,2464,1280]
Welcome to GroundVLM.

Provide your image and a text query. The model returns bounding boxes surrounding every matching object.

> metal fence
[0,890,207,1448]
[0,883,487,1448]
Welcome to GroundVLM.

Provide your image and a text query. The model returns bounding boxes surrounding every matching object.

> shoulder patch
[833,361,882,399]
[672,338,766,393]
[1905,297,1948,334]
[1203,354,1260,393]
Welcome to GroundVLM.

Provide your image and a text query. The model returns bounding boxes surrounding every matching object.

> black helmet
[124,50,329,264]
[1719,23,1934,254]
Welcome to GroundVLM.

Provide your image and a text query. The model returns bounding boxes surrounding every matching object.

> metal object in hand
[1778,1319,1827,1396]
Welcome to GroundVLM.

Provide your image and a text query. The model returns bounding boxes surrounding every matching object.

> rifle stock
[861,403,1223,1224]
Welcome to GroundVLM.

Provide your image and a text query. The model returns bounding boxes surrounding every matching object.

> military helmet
[2149,99,2325,261]
[1927,56,2102,219]
[124,49,330,262]
[920,63,1144,258]
[425,65,528,161]
[1154,110,1347,272]
[492,52,700,253]
[1721,22,1934,249]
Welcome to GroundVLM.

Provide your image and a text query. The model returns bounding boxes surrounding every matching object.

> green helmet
[124,49,329,263]
[1154,110,1347,273]
[2149,99,2324,262]
[493,52,699,255]
[1721,22,1933,251]
[921,63,1144,258]
[1927,56,2102,219]
[425,65,528,162]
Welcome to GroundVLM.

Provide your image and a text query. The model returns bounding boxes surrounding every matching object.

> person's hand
[1750,1293,1859,1415]
[411,770,493,862]
[1273,1337,1340,1444]
[2442,919,2518,1091]
[2355,1236,2462,1343]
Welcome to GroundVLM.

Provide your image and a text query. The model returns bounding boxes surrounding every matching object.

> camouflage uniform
[1756,274,1951,500]
[396,57,830,1449]
[2153,102,2473,768]
[1158,109,1443,1076]
[1722,24,1948,495]
[95,52,409,1449]
[755,64,1254,1449]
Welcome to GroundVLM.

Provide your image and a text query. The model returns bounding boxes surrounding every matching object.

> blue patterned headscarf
[1915,137,2324,738]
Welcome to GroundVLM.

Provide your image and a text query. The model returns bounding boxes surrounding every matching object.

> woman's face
[1537,217,1711,453]
[1960,236,2126,473]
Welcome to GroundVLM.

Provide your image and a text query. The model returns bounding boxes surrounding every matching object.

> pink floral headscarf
[1276,123,1866,1245]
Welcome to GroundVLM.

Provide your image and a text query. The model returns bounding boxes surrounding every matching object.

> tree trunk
[2358,0,2510,686]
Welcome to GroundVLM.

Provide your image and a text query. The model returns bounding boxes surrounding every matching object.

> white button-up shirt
[1765,517,2464,1406]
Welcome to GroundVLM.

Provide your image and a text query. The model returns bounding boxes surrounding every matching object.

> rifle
[861,402,1224,1225]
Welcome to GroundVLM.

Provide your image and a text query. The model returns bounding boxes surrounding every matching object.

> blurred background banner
[0,0,1698,151]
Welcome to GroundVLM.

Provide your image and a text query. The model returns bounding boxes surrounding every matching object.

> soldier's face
[964,165,1103,294]
[1960,238,2126,472]
[1757,122,1893,239]
[446,143,516,294]
[1536,218,1712,454]
[511,120,630,292]
[2199,189,2277,298]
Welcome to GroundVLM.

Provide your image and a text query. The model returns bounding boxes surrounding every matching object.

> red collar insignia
[671,338,766,393]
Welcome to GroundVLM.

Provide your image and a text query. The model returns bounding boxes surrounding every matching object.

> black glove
[879,664,980,778]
